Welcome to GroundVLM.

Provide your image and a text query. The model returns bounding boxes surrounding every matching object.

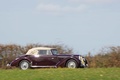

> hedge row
[0,44,120,68]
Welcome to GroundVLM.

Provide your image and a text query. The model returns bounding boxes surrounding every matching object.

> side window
[38,50,47,55]
[48,50,52,55]
[51,49,58,55]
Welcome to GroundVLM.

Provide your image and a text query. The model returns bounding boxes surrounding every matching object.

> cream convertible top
[26,47,55,55]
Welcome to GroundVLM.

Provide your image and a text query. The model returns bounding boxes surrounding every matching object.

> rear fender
[18,58,32,67]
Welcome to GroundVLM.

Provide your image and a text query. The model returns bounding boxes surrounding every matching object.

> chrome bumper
[7,63,11,67]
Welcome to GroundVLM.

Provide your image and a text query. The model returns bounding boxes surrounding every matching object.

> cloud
[36,3,88,15]
[68,0,119,4]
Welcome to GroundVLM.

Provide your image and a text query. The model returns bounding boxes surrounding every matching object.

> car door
[37,50,59,66]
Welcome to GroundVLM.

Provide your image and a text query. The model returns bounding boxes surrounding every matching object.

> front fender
[56,57,80,67]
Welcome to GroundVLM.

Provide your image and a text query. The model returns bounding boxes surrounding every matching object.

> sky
[0,0,120,55]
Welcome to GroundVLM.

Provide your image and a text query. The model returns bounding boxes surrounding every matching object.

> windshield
[51,49,58,55]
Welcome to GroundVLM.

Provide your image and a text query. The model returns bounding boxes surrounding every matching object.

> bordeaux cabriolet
[7,47,88,70]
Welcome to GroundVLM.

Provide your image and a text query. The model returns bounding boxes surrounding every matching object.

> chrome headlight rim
[79,55,85,66]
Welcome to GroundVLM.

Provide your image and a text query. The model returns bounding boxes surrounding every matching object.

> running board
[31,66,57,68]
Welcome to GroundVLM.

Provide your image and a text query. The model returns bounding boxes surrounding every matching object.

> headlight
[79,56,85,66]
[79,56,82,60]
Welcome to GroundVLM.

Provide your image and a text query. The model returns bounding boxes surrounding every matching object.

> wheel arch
[18,59,32,67]
[65,58,80,67]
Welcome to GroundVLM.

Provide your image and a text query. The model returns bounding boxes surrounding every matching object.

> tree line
[0,44,120,68]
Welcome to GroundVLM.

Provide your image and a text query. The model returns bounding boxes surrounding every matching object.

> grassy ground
[0,68,120,80]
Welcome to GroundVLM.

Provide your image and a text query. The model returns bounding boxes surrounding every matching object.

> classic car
[7,47,88,70]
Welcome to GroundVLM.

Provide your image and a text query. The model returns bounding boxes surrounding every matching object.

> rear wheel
[66,60,78,68]
[19,60,30,70]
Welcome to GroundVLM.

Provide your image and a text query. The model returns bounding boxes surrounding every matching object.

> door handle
[52,58,54,59]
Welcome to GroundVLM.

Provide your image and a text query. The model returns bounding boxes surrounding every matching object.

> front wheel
[19,60,30,70]
[66,60,78,68]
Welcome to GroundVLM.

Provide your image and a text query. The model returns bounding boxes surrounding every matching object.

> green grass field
[0,68,120,80]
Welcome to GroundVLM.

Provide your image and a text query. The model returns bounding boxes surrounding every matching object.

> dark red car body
[8,47,88,69]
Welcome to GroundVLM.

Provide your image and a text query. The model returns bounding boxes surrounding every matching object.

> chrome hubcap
[20,61,29,70]
[67,61,76,68]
